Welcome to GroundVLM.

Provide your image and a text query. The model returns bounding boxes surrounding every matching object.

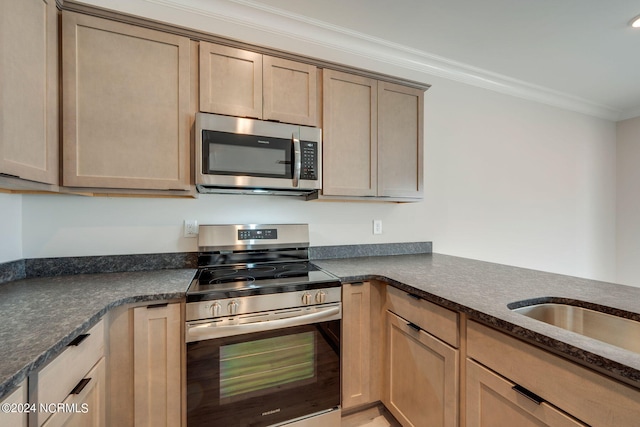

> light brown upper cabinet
[322,70,378,197]
[378,81,424,199]
[322,70,425,201]
[61,12,191,191]
[0,0,58,187]
[199,42,318,126]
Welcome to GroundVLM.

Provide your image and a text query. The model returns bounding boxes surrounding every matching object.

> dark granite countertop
[314,253,640,389]
[0,269,196,400]
[3,251,640,401]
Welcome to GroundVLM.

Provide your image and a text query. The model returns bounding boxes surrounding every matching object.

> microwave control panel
[300,141,318,180]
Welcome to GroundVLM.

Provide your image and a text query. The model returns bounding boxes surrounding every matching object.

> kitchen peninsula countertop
[0,269,196,399]
[314,253,640,389]
[3,252,640,401]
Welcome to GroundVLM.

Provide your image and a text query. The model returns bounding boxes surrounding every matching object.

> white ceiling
[78,0,640,120]
[237,0,640,121]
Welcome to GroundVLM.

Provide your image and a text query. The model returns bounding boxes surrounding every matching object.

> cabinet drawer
[36,319,104,426]
[386,285,458,347]
[385,311,458,427]
[42,357,106,427]
[467,320,640,427]
[466,359,585,427]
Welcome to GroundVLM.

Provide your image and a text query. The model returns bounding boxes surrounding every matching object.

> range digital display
[238,229,278,240]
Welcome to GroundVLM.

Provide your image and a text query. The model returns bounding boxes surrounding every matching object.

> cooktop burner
[187,261,340,301]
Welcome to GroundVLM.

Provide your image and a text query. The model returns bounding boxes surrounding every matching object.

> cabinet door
[322,69,377,196]
[384,311,458,427]
[263,56,317,126]
[0,380,27,427]
[133,303,181,427]
[466,360,585,427]
[0,0,58,185]
[342,282,372,409]
[62,12,191,190]
[378,82,423,198]
[199,42,262,119]
[42,358,106,427]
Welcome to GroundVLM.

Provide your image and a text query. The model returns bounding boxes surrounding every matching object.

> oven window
[219,332,315,403]
[187,321,340,427]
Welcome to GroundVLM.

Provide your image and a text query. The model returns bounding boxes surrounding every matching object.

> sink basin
[510,302,640,353]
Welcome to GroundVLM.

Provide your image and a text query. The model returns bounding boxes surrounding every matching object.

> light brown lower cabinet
[342,282,372,409]
[0,380,28,427]
[32,319,105,427]
[42,358,106,427]
[341,281,386,410]
[384,311,458,427]
[133,303,182,427]
[466,359,584,427]
[467,320,640,427]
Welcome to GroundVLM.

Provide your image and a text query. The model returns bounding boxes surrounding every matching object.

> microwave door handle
[292,134,301,188]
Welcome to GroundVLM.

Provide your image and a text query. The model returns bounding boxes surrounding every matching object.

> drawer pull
[349,282,365,286]
[407,292,421,300]
[67,334,89,347]
[147,303,168,309]
[70,378,91,395]
[407,321,421,332]
[512,384,544,405]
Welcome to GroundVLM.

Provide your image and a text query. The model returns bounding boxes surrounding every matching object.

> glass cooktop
[186,261,341,301]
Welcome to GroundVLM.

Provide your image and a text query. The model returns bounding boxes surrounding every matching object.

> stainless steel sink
[511,303,640,353]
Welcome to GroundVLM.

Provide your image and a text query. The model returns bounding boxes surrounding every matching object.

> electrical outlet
[373,219,383,235]
[184,219,198,238]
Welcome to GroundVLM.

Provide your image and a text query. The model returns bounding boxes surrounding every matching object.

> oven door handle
[187,305,340,341]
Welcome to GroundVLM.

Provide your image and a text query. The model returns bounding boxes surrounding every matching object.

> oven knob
[228,300,239,315]
[301,292,312,305]
[315,290,327,304]
[211,302,221,317]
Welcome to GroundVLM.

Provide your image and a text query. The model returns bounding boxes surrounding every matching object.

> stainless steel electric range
[185,224,342,427]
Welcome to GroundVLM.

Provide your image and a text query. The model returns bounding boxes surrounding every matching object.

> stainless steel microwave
[195,113,322,196]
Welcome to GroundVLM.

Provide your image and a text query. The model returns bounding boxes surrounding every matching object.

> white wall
[424,77,617,282]
[21,193,417,257]
[0,193,22,263]
[20,76,617,282]
[616,116,640,287]
[13,0,620,284]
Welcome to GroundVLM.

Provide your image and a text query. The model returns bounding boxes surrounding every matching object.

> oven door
[186,316,340,427]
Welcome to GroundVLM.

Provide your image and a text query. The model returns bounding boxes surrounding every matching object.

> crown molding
[75,0,625,120]
[619,108,640,121]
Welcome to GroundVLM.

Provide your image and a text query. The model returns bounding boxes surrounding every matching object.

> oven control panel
[238,229,277,240]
